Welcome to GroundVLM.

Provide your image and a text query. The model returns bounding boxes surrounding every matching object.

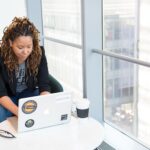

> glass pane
[103,0,137,58]
[42,0,81,45]
[104,56,150,148]
[103,0,150,148]
[139,0,150,63]
[44,39,83,98]
[104,0,150,63]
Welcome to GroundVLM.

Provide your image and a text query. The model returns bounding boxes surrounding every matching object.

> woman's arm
[37,46,51,93]
[40,91,50,95]
[0,96,18,116]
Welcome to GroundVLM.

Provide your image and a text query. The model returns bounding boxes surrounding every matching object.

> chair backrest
[48,74,63,93]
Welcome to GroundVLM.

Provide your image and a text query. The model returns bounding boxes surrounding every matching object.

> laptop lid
[18,91,72,133]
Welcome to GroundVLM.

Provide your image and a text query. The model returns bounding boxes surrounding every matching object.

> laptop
[8,91,72,133]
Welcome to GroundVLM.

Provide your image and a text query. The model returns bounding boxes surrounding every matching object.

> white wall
[0,0,26,39]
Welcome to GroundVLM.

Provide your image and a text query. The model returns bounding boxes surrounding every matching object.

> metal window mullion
[92,49,150,68]
[43,36,82,49]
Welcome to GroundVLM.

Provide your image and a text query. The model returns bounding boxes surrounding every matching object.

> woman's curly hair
[0,17,42,78]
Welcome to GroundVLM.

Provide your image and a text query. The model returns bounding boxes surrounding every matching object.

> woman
[0,17,51,122]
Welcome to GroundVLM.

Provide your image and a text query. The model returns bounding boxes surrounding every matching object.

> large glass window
[42,0,83,99]
[44,39,83,98]
[103,0,150,148]
[42,0,81,45]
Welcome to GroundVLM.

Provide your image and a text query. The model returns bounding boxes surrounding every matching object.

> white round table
[0,116,104,150]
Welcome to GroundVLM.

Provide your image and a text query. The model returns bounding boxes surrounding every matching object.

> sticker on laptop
[25,119,34,128]
[22,100,37,114]
[61,114,68,121]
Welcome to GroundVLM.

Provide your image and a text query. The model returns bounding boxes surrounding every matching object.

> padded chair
[48,74,63,93]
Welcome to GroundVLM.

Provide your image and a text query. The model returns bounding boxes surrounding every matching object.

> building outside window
[103,0,150,148]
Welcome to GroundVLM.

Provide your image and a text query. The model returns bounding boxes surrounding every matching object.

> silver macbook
[16,91,72,133]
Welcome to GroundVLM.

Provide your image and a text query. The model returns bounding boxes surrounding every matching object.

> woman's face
[9,36,33,64]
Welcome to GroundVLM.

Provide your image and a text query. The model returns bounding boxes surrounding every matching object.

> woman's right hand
[0,96,18,117]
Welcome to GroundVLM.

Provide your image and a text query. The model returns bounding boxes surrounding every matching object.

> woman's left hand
[40,91,51,95]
